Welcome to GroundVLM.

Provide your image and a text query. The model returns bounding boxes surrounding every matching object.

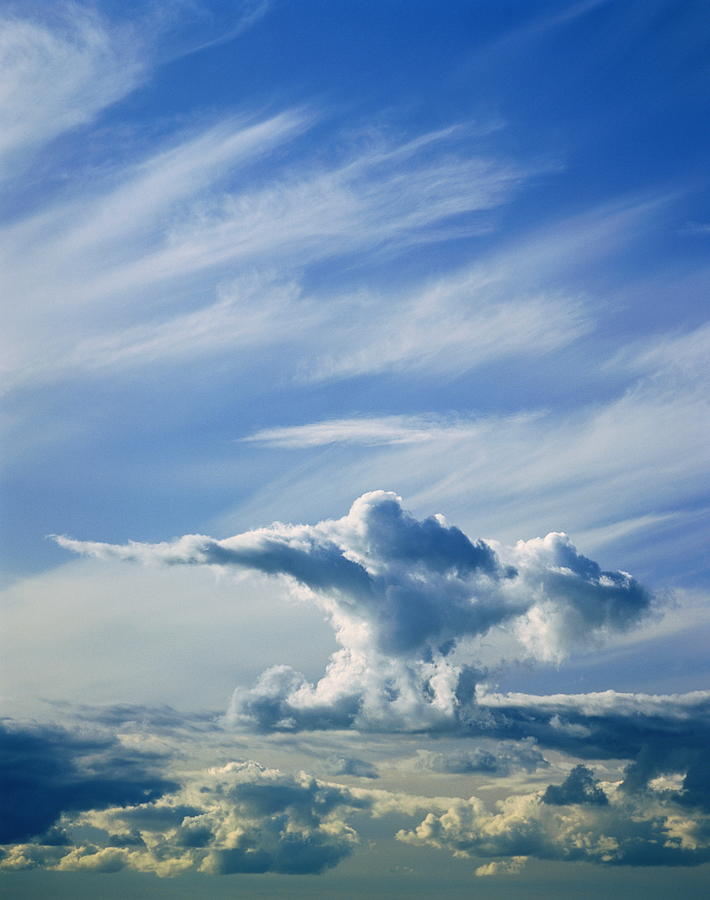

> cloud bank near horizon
[3,718,710,877]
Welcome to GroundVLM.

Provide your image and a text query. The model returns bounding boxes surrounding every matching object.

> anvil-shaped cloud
[56,492,651,732]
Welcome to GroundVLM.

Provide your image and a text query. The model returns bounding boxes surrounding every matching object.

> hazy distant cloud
[322,755,379,779]
[70,703,220,735]
[411,740,548,777]
[475,856,527,876]
[57,491,651,733]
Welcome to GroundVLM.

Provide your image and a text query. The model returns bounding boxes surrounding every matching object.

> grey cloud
[471,688,710,763]
[1,760,368,877]
[542,765,608,806]
[466,688,710,816]
[0,720,176,845]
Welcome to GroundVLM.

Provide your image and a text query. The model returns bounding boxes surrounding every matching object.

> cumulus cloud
[542,765,608,806]
[0,721,176,845]
[398,773,710,869]
[0,760,369,877]
[475,856,527,876]
[56,491,652,732]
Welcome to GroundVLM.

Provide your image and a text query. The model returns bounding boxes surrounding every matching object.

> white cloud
[0,4,146,169]
[2,94,575,395]
[242,414,515,448]
[55,491,652,732]
[300,283,587,383]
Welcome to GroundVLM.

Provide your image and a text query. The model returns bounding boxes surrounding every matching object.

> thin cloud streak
[226,319,710,564]
[0,4,146,171]
[1,109,541,392]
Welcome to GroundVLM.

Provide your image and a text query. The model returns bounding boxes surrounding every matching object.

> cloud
[56,491,651,732]
[0,721,176,844]
[242,414,475,448]
[322,755,379,779]
[226,315,710,582]
[0,4,146,169]
[398,773,710,869]
[473,687,710,757]
[411,740,548,777]
[542,765,608,806]
[4,743,710,878]
[69,702,220,735]
[2,110,549,394]
[49,495,709,838]
[242,413,540,448]
[470,687,710,816]
[475,856,527,876]
[0,760,369,877]
[299,281,586,384]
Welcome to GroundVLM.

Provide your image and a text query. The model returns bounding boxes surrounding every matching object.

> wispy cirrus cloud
[0,1,272,175]
[229,316,710,571]
[1,110,547,393]
[0,4,146,172]
[241,414,518,448]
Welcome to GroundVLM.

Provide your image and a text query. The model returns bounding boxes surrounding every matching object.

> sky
[1,1,709,896]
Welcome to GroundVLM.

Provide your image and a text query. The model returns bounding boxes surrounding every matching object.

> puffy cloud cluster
[398,768,710,869]
[0,759,368,877]
[0,721,176,845]
[56,491,652,732]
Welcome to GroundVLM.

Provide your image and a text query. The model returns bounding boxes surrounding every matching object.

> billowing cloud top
[56,491,651,732]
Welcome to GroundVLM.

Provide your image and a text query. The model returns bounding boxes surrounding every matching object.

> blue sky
[1,1,710,896]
